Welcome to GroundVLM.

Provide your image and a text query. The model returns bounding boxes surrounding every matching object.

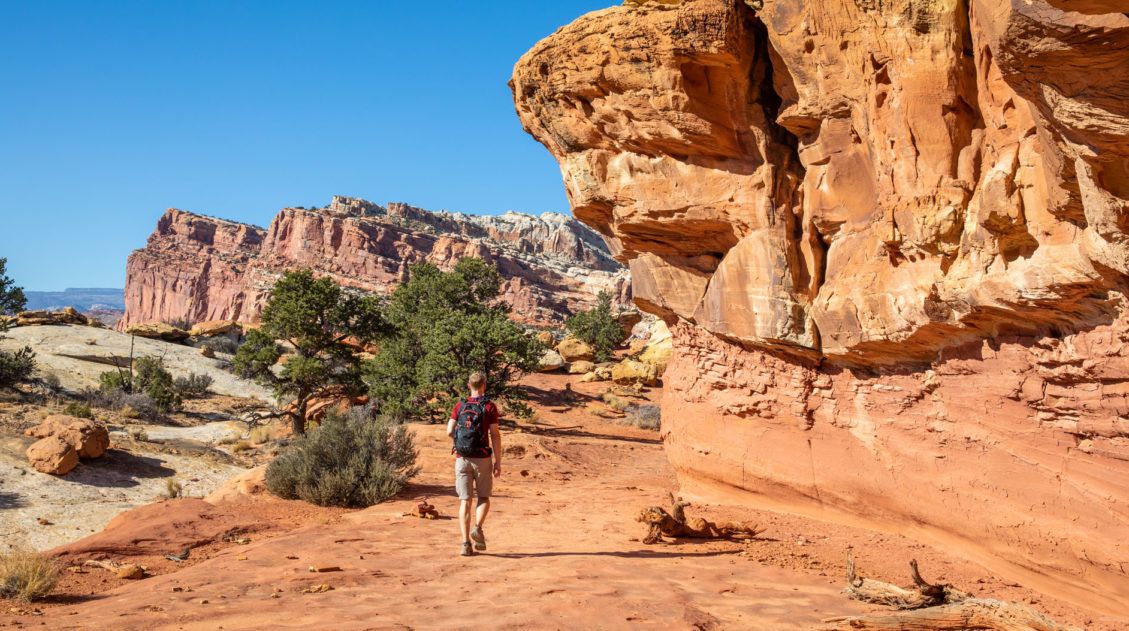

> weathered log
[823,599,1077,631]
[829,554,1078,631]
[637,493,763,544]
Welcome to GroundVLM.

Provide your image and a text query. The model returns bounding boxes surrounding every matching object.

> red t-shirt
[450,396,498,458]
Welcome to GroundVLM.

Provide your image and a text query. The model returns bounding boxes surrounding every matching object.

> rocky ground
[0,324,271,399]
[0,372,1115,630]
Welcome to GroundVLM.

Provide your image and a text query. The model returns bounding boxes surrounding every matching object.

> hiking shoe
[460,541,474,557]
[470,527,487,551]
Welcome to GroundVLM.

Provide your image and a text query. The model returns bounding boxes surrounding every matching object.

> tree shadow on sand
[65,449,176,488]
[0,491,25,509]
[483,548,743,560]
[520,424,661,446]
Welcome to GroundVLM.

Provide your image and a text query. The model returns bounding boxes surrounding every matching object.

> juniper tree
[564,290,625,361]
[363,258,543,421]
[234,270,382,434]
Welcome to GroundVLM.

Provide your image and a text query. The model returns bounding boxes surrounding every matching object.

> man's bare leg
[459,499,473,543]
[475,497,490,528]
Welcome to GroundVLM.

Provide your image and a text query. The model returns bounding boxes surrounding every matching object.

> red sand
[0,373,1116,629]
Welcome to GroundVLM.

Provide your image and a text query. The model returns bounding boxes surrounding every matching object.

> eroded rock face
[513,0,1129,615]
[121,197,631,329]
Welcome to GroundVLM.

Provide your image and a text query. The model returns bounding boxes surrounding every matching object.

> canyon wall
[513,0,1129,614]
[122,196,630,328]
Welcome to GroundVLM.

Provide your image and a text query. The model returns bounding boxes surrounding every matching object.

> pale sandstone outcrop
[513,0,1129,615]
[124,322,190,343]
[121,197,631,329]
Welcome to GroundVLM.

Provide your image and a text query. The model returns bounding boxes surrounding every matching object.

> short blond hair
[468,372,486,390]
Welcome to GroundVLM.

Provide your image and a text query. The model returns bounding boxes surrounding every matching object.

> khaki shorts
[455,456,493,500]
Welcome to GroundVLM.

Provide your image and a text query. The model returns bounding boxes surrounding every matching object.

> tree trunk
[292,398,307,436]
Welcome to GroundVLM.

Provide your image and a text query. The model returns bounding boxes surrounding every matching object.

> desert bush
[62,401,94,419]
[565,290,625,362]
[165,478,183,499]
[0,348,36,388]
[232,440,253,453]
[39,372,63,395]
[249,424,279,445]
[0,550,58,602]
[200,336,240,355]
[97,356,181,413]
[625,403,661,430]
[265,406,418,508]
[174,373,213,399]
[83,386,160,420]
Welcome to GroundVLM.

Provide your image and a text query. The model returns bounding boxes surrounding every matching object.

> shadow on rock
[66,449,176,488]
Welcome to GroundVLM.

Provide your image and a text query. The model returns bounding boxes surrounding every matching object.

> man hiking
[446,371,502,557]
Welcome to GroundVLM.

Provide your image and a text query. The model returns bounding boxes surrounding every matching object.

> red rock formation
[121,196,630,328]
[513,0,1129,616]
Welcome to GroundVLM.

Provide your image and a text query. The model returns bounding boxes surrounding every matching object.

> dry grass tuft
[0,550,59,602]
[249,424,279,445]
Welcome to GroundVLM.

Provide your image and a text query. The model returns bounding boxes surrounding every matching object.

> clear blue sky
[0,1,611,291]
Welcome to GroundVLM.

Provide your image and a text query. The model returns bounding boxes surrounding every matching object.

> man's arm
[446,417,456,438]
[490,424,502,477]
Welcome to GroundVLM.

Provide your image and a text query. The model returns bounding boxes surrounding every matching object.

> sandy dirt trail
[0,373,1113,629]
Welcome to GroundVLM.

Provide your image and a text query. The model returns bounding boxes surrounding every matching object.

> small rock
[115,564,145,580]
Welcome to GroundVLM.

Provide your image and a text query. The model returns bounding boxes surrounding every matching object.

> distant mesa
[24,288,125,327]
[120,196,631,329]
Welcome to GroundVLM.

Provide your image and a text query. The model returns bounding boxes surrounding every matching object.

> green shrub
[97,356,181,413]
[0,550,58,602]
[0,347,35,388]
[265,406,419,508]
[62,401,94,419]
[174,373,213,399]
[565,290,625,362]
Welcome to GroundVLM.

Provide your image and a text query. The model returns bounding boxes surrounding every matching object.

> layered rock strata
[513,0,1129,615]
[122,197,630,328]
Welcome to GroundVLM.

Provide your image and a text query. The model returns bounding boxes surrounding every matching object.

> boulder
[188,320,242,337]
[626,339,648,356]
[556,337,595,362]
[25,415,111,459]
[639,320,673,374]
[611,359,661,387]
[536,331,556,346]
[27,436,79,475]
[537,349,565,372]
[568,360,595,375]
[125,322,190,343]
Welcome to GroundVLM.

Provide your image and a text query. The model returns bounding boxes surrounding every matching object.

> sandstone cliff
[513,0,1129,615]
[122,196,630,328]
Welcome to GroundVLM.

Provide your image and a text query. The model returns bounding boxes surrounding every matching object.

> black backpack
[453,398,491,457]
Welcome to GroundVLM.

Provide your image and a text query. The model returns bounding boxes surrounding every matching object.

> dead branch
[636,493,763,544]
[829,554,1077,631]
[822,599,1077,631]
[844,552,968,609]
